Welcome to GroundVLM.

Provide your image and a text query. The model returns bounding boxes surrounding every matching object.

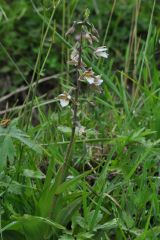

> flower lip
[86,77,95,85]
[82,68,95,84]
[57,92,71,107]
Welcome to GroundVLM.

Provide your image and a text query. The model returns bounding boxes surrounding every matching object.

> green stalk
[50,28,83,219]
[61,29,83,181]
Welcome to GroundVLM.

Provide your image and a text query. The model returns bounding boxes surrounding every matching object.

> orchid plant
[56,15,109,183]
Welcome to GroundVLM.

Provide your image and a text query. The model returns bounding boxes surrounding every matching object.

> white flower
[86,77,95,85]
[87,75,103,87]
[94,46,109,59]
[57,92,71,107]
[93,75,103,86]
[82,69,95,84]
[82,69,103,86]
[87,75,103,86]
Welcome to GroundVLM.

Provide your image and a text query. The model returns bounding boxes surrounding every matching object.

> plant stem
[61,29,83,181]
[50,28,83,219]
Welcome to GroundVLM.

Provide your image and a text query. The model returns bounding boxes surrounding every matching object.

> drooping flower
[91,25,100,38]
[68,46,85,67]
[83,32,99,45]
[71,48,79,63]
[91,35,99,43]
[94,46,109,59]
[82,68,95,84]
[84,32,93,45]
[57,92,71,107]
[65,22,76,36]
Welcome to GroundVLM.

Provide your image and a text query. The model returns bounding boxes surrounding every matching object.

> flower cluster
[57,20,109,107]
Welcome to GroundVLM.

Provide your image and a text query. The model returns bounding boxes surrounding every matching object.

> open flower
[86,74,103,86]
[94,46,109,59]
[81,69,103,86]
[82,68,95,84]
[57,92,71,107]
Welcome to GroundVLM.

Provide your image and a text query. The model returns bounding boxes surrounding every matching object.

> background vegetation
[0,0,160,239]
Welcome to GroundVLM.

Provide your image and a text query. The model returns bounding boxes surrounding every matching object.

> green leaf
[59,235,74,240]
[23,169,45,179]
[76,232,94,239]
[0,135,15,170]
[55,198,82,225]
[38,169,92,217]
[1,215,66,240]
[134,226,160,240]
[58,125,72,134]
[0,124,42,154]
[95,218,118,231]
[55,170,92,195]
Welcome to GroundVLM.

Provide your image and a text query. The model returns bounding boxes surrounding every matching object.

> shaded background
[0,0,159,108]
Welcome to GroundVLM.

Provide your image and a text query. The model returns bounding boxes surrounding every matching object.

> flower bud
[65,22,76,36]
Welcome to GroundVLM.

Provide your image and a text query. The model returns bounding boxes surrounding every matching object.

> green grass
[0,0,160,239]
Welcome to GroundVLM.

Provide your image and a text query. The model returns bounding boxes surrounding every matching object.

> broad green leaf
[38,169,92,217]
[55,198,82,225]
[0,135,15,170]
[0,125,42,154]
[1,215,66,240]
